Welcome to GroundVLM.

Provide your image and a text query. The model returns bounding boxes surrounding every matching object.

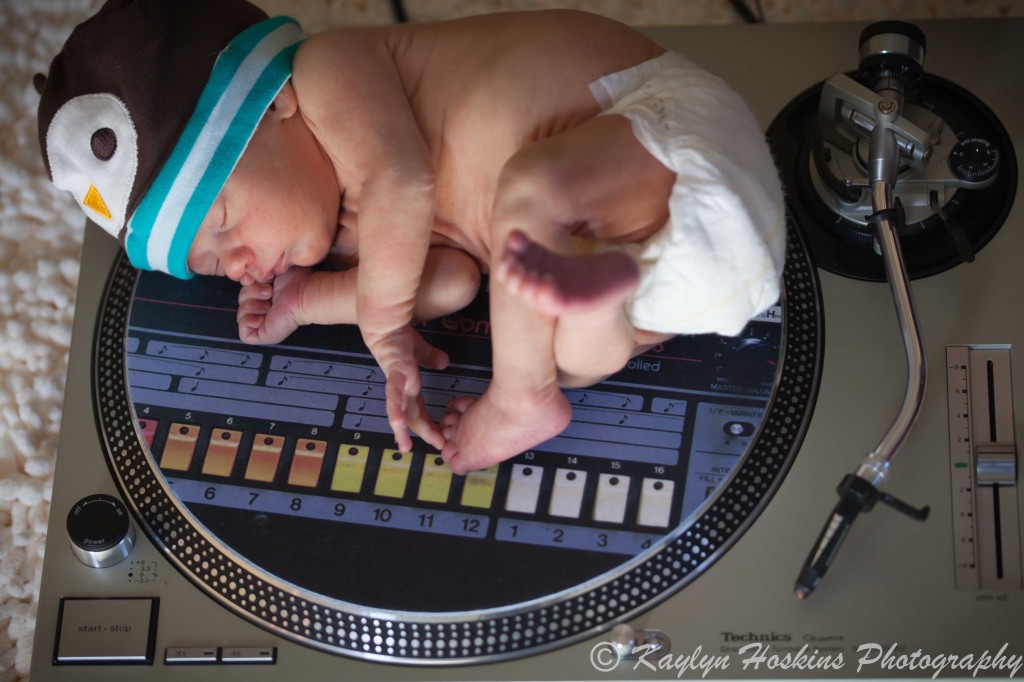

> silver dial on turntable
[66,494,136,568]
[949,137,1001,183]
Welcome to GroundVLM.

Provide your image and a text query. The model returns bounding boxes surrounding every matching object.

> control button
[220,646,277,664]
[245,434,285,482]
[161,422,200,471]
[66,494,136,568]
[460,465,498,509]
[165,647,218,664]
[417,454,453,503]
[331,444,369,493]
[637,478,675,528]
[549,469,586,518]
[54,597,158,664]
[723,420,755,437]
[375,449,412,498]
[202,428,242,477]
[593,473,630,524]
[505,464,542,514]
[288,438,327,487]
[137,418,158,449]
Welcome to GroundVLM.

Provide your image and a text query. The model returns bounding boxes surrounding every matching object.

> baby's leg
[497,230,677,384]
[441,115,675,473]
[414,247,481,322]
[440,216,573,475]
[497,229,637,386]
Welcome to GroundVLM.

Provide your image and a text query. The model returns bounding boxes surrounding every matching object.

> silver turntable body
[30,18,1024,681]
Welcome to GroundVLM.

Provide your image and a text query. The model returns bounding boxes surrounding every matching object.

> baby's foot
[495,229,640,318]
[440,386,571,475]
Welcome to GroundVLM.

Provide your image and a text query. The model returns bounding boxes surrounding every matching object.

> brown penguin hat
[37,0,304,278]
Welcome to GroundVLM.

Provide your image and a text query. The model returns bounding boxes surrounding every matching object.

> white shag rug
[0,2,101,679]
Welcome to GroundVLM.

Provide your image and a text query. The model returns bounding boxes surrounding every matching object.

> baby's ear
[269,79,299,119]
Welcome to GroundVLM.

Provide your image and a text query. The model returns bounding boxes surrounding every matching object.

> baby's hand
[369,326,449,452]
[237,267,312,345]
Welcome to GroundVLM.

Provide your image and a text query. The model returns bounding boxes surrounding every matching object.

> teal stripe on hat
[127,16,304,276]
[166,43,300,278]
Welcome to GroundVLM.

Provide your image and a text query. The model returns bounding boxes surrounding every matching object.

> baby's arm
[293,31,443,451]
[237,247,481,344]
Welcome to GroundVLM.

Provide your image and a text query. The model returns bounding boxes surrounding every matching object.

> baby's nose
[223,246,252,282]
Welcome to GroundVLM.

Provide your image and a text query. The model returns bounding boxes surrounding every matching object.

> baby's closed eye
[214,197,229,231]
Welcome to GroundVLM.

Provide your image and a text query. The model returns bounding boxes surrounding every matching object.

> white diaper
[588,51,786,336]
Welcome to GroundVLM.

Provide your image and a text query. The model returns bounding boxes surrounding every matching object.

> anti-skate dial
[949,137,1000,182]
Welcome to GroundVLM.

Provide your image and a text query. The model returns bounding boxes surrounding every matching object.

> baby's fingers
[236,299,271,323]
[385,369,445,452]
[238,283,273,303]
[407,405,444,451]
[385,371,413,452]
[237,313,268,344]
[237,284,272,322]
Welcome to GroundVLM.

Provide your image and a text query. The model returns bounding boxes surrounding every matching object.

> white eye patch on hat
[46,93,138,238]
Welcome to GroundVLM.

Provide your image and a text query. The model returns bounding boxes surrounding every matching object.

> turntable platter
[92,223,821,662]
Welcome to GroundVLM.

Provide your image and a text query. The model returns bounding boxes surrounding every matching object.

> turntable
[31,17,1023,681]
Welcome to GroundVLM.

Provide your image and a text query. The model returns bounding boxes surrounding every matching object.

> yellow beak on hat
[83,183,112,220]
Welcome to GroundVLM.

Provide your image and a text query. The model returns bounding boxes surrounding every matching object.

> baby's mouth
[272,253,287,277]
[247,254,284,285]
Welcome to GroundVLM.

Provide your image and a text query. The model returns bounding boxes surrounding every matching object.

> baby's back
[392,11,660,137]
[311,11,663,257]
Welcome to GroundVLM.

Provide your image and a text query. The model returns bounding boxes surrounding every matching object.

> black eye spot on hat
[91,127,117,161]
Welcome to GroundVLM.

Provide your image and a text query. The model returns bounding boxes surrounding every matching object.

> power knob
[67,494,136,568]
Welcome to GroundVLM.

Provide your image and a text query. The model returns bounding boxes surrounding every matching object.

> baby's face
[187,102,340,284]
